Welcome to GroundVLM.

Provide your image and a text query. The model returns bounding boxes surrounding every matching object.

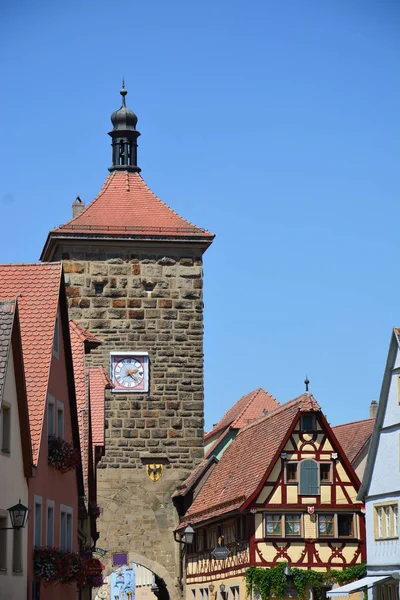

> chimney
[369,400,378,419]
[72,196,85,218]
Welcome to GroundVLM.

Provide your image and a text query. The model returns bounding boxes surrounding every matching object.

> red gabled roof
[204,387,280,443]
[69,320,103,346]
[89,367,112,449]
[51,171,214,239]
[184,393,320,524]
[0,263,61,463]
[332,418,375,464]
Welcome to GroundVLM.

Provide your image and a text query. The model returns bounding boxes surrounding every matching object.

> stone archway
[94,554,175,600]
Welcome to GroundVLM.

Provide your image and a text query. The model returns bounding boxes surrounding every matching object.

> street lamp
[182,525,194,545]
[0,500,29,530]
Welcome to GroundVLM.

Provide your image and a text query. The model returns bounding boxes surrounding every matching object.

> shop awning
[327,576,392,598]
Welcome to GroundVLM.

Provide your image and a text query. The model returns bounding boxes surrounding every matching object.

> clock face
[110,352,149,393]
[115,357,144,388]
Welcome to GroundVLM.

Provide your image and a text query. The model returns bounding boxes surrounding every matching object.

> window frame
[46,500,55,547]
[56,401,64,439]
[319,462,333,484]
[285,462,298,484]
[317,513,356,539]
[60,504,73,551]
[53,312,59,359]
[1,402,11,454]
[300,413,316,431]
[374,502,399,540]
[34,495,43,548]
[264,513,303,538]
[47,394,55,438]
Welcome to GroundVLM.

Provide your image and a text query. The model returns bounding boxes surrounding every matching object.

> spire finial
[120,78,127,106]
[304,375,310,392]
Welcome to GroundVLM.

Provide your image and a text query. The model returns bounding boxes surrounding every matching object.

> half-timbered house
[175,392,365,600]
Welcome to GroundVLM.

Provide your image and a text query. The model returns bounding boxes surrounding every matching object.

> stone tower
[41,85,214,599]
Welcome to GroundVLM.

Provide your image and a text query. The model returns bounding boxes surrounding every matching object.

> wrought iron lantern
[0,499,29,530]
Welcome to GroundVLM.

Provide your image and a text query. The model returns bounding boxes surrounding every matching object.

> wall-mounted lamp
[174,524,195,546]
[0,500,29,530]
[220,584,226,594]
[284,563,291,577]
[209,584,215,593]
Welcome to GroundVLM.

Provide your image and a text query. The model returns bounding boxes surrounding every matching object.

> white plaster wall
[0,346,29,600]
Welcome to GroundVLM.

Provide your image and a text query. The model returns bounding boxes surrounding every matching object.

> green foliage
[246,563,367,600]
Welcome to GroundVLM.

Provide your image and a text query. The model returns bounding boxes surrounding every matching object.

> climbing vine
[246,563,367,600]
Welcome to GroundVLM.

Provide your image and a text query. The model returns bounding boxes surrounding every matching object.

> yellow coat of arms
[146,463,163,482]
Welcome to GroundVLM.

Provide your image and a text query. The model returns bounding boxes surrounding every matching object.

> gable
[253,411,361,508]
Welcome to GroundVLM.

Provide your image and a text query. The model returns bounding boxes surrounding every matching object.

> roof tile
[0,263,61,463]
[52,172,214,239]
[332,418,375,464]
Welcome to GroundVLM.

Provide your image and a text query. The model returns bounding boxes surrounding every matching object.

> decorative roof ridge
[204,387,278,441]
[0,261,61,267]
[235,395,305,436]
[231,387,280,428]
[333,417,375,430]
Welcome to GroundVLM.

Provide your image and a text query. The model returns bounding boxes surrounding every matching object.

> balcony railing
[186,541,250,577]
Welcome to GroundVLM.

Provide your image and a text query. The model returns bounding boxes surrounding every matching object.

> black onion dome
[110,86,138,131]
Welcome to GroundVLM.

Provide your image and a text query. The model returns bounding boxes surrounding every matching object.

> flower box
[48,435,80,473]
[88,501,102,519]
[34,547,84,586]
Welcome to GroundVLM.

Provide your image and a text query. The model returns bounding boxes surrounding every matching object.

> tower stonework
[41,87,214,599]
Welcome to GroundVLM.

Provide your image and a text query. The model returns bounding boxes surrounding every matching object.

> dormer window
[300,414,316,431]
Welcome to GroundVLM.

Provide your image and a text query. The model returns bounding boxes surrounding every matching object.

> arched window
[299,459,319,495]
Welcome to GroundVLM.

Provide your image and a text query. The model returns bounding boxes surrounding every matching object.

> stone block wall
[54,244,207,599]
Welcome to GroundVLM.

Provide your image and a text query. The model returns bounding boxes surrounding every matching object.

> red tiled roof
[0,263,61,463]
[51,171,214,239]
[173,456,218,498]
[89,367,111,448]
[184,394,320,522]
[204,388,280,442]
[332,418,375,464]
[69,320,103,346]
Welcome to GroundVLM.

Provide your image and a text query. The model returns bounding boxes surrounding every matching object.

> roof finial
[120,77,127,106]
[304,375,310,392]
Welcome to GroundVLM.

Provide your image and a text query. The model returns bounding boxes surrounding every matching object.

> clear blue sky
[1,0,399,430]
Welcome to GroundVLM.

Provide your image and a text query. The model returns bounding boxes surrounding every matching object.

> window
[34,496,42,547]
[95,283,104,295]
[230,587,240,600]
[235,515,247,540]
[320,463,332,483]
[57,402,64,438]
[13,528,23,572]
[46,501,54,547]
[299,460,319,495]
[285,515,301,536]
[338,514,353,537]
[53,312,59,358]
[286,463,298,483]
[265,515,282,536]
[60,505,73,551]
[377,507,383,538]
[318,514,355,538]
[374,503,399,539]
[300,414,316,431]
[47,396,55,437]
[0,516,7,570]
[1,404,11,453]
[319,514,334,536]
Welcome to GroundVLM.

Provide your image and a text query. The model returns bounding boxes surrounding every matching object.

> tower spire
[108,82,141,173]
